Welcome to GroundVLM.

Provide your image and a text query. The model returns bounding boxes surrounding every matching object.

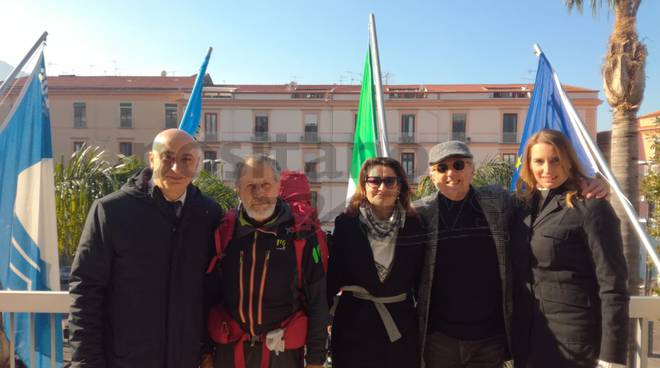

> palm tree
[193,170,239,211]
[471,157,516,189]
[565,0,647,362]
[55,145,115,265]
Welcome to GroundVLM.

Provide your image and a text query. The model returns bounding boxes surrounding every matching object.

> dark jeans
[424,330,507,368]
[214,342,304,368]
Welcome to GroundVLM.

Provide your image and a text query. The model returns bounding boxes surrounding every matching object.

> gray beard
[244,204,276,222]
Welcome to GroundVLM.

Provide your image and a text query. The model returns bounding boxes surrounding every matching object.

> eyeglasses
[365,176,399,189]
[436,160,467,173]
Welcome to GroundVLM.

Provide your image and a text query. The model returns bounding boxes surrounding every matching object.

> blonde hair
[515,129,588,208]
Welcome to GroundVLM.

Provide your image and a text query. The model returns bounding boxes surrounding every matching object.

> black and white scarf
[359,201,405,282]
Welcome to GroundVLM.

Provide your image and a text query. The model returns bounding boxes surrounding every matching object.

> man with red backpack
[202,155,328,368]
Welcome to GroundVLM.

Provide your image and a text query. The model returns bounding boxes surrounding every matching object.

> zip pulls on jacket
[243,228,277,337]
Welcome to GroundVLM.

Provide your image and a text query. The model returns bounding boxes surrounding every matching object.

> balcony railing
[502,132,517,144]
[452,132,467,142]
[251,132,270,142]
[304,172,320,182]
[399,135,415,143]
[301,132,320,144]
[204,133,219,141]
[0,292,658,367]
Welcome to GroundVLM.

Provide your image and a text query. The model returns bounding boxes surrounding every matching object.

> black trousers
[424,330,507,368]
[214,342,304,368]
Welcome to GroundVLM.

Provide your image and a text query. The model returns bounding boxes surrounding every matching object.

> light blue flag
[179,47,213,135]
[0,52,63,367]
[510,51,596,191]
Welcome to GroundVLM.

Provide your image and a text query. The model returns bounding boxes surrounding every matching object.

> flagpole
[533,44,660,271]
[368,13,389,158]
[0,31,48,98]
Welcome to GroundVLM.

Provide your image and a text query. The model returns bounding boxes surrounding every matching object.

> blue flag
[510,52,596,191]
[179,47,213,135]
[0,52,63,367]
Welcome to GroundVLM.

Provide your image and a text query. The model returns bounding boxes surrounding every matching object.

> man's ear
[148,151,155,168]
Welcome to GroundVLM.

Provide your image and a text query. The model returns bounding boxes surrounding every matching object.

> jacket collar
[234,199,292,239]
[532,186,568,228]
[122,168,202,222]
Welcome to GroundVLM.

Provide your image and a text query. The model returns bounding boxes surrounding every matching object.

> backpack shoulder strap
[206,208,238,274]
[290,217,329,289]
[293,237,306,290]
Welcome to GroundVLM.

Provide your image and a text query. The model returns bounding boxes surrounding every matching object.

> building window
[254,113,269,141]
[165,104,178,129]
[401,153,415,179]
[502,153,517,164]
[73,102,86,128]
[493,91,528,98]
[204,151,217,174]
[73,141,84,152]
[503,113,518,143]
[303,113,318,142]
[304,161,317,175]
[119,142,133,156]
[120,102,132,128]
[205,113,218,140]
[401,114,415,142]
[304,113,318,134]
[304,152,318,181]
[452,113,466,141]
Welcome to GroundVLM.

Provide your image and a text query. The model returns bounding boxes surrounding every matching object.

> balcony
[451,132,467,142]
[301,132,320,144]
[502,132,517,144]
[203,133,218,142]
[2,292,658,367]
[304,171,320,182]
[251,132,270,143]
[399,135,415,144]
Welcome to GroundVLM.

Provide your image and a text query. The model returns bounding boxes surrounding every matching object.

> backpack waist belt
[332,285,407,343]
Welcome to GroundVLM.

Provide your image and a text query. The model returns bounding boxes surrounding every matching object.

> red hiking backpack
[205,171,329,368]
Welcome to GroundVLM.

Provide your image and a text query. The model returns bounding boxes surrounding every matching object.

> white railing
[0,292,657,367]
[0,291,69,368]
[629,296,660,368]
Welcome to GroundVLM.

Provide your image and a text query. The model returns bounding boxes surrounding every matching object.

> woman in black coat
[328,157,426,368]
[510,129,629,368]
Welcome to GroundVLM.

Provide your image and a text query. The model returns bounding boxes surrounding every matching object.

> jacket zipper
[258,250,271,325]
[238,250,246,323]
[248,232,258,336]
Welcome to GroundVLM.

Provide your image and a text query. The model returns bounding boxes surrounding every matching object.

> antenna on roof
[383,72,393,85]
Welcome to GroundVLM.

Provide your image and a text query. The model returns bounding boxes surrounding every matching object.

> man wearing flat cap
[414,141,608,368]
[415,141,512,368]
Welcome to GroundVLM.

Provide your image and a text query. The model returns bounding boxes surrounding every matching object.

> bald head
[148,129,201,201]
[152,128,195,152]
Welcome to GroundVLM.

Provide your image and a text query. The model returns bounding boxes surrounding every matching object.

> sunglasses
[436,160,467,173]
[365,176,399,189]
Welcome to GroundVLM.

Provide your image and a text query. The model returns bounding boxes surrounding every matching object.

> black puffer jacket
[69,168,222,368]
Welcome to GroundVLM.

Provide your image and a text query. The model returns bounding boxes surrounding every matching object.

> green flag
[346,49,378,201]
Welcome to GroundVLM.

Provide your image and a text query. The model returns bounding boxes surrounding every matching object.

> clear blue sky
[1,0,658,131]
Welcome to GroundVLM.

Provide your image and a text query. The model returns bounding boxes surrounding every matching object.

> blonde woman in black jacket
[510,129,629,368]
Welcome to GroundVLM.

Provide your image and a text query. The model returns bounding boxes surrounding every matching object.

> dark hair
[346,157,415,217]
[515,129,588,207]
